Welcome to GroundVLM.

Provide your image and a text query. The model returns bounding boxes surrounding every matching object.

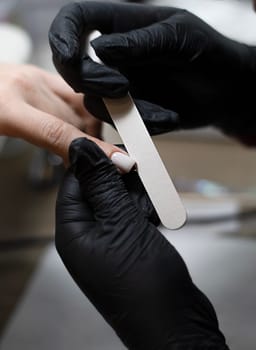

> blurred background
[0,0,256,349]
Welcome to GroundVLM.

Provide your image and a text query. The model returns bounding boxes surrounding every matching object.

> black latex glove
[56,137,229,349]
[49,2,256,141]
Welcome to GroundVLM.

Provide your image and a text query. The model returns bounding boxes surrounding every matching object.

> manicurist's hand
[0,63,131,167]
[49,2,256,143]
[55,137,229,350]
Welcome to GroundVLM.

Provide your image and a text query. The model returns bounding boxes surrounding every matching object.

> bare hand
[0,63,125,165]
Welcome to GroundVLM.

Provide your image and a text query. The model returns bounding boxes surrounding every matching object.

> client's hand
[0,63,126,164]
[55,138,229,349]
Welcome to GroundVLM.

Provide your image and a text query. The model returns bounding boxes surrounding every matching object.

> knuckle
[41,119,67,148]
[11,72,31,90]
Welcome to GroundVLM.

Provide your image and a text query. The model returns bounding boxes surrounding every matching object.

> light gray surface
[1,222,256,350]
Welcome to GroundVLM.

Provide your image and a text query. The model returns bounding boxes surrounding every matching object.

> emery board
[88,31,187,229]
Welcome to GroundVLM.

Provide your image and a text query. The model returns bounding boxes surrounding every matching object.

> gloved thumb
[69,138,147,228]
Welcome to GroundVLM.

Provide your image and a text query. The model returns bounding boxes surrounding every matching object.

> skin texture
[0,63,126,164]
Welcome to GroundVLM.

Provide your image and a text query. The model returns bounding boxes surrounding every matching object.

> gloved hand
[49,2,256,141]
[56,137,229,349]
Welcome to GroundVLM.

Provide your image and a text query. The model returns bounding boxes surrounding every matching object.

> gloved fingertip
[133,99,181,135]
[84,95,113,125]
[91,34,129,64]
[149,111,181,135]
[82,59,130,98]
[69,137,101,165]
[49,32,78,63]
[69,138,115,181]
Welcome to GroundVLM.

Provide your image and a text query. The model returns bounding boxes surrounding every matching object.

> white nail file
[88,31,186,229]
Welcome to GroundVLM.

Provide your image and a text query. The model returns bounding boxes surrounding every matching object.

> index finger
[48,2,178,97]
[49,3,129,97]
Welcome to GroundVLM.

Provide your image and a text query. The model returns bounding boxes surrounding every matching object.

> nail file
[88,31,187,229]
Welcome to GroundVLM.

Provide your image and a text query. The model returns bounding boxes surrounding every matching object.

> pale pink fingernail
[111,152,136,173]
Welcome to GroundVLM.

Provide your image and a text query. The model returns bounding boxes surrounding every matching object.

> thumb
[69,138,147,229]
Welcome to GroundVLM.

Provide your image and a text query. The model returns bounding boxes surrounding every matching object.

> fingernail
[111,152,136,173]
